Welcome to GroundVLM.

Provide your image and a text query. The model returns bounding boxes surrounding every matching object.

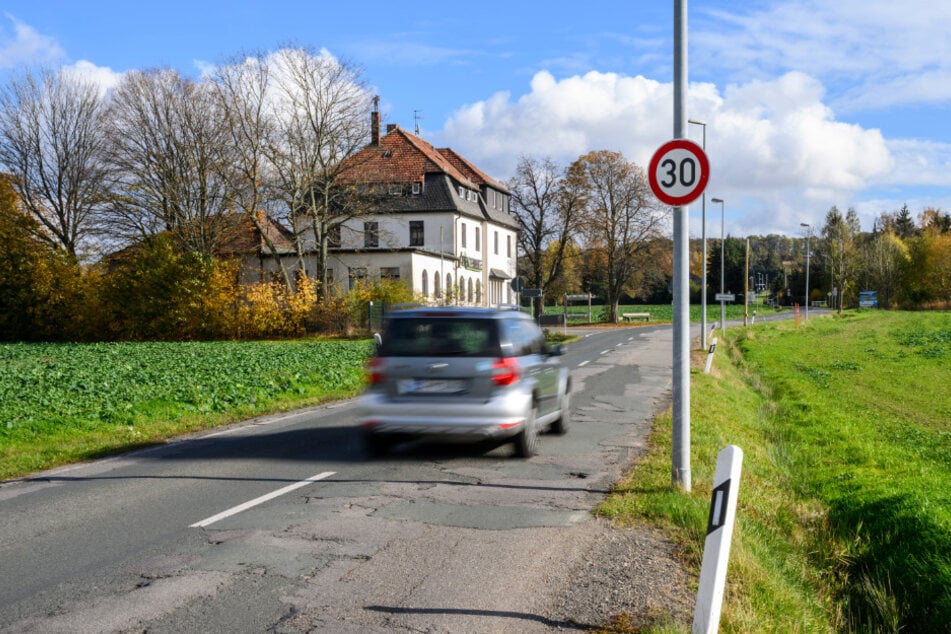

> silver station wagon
[356,307,571,457]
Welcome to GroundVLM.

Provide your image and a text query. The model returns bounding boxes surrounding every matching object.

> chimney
[371,96,380,145]
[386,124,399,134]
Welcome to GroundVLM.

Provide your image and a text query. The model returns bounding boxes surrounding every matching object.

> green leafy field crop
[0,340,373,479]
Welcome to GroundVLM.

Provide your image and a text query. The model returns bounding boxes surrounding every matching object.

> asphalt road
[0,324,678,633]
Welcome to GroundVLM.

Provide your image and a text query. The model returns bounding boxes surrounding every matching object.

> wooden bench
[621,312,650,322]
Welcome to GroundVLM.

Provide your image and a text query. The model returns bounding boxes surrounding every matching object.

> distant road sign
[521,288,542,298]
[648,139,710,206]
[715,293,736,302]
[511,277,524,292]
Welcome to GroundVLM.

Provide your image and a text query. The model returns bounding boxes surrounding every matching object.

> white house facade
[304,112,520,307]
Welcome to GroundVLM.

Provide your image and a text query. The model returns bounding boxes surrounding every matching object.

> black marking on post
[706,479,731,535]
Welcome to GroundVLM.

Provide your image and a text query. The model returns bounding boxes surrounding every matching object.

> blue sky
[2,0,950,238]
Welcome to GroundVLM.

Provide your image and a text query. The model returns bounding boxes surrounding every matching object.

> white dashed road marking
[190,471,336,528]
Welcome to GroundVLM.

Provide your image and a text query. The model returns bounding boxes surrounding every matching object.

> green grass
[0,340,373,480]
[598,310,951,632]
[544,302,763,323]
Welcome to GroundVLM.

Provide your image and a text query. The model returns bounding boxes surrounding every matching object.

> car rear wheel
[550,391,570,435]
[513,405,538,458]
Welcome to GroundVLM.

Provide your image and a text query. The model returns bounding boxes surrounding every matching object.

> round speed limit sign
[648,139,710,206]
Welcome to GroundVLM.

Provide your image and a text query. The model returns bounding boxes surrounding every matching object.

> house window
[325,269,333,285]
[381,267,400,280]
[494,231,499,255]
[348,267,367,290]
[388,184,402,196]
[434,271,441,298]
[327,224,341,248]
[409,220,424,246]
[461,223,467,249]
[412,182,421,195]
[507,235,512,257]
[364,221,379,248]
[421,270,428,297]
[475,227,480,251]
[458,185,465,198]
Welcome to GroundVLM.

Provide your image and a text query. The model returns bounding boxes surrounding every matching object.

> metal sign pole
[671,0,691,491]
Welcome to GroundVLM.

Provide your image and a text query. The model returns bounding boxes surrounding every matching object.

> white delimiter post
[671,0,691,491]
[703,337,717,374]
[693,445,744,634]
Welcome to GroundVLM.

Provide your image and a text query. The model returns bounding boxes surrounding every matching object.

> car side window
[503,318,542,356]
[524,321,545,355]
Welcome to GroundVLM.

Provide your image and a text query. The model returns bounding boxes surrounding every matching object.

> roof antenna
[413,109,423,136]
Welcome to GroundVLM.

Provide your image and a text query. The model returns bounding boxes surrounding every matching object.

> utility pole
[743,238,750,326]
[800,223,811,320]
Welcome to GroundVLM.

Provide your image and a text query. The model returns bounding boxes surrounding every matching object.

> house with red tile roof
[307,106,520,306]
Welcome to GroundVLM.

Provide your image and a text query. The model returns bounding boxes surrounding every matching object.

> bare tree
[105,68,233,256]
[507,155,584,313]
[570,150,664,323]
[0,67,111,259]
[213,51,296,288]
[264,47,374,294]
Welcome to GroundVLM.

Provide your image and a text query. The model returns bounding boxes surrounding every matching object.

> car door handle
[427,363,449,372]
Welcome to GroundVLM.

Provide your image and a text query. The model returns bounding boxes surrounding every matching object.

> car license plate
[398,379,466,395]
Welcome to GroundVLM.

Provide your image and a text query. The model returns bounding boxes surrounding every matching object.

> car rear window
[380,318,502,357]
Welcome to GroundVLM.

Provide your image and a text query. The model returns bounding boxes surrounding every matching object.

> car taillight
[491,357,519,386]
[366,357,385,384]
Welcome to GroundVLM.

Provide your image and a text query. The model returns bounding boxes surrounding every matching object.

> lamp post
[800,223,811,320]
[711,198,726,331]
[689,119,708,349]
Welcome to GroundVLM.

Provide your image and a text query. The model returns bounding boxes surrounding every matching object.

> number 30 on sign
[648,139,710,207]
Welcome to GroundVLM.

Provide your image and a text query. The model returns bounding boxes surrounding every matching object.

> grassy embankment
[0,340,372,480]
[598,310,951,633]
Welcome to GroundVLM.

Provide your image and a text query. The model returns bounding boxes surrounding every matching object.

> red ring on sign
[648,139,710,207]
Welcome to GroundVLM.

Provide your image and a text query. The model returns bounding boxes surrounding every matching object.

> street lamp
[711,198,726,332]
[688,119,708,348]
[800,222,811,320]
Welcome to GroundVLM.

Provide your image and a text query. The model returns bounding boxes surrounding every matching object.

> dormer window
[388,184,401,195]
[458,185,465,198]
[412,182,421,195]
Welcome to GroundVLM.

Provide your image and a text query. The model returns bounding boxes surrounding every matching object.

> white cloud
[62,60,124,97]
[696,0,951,111]
[437,70,673,175]
[435,68,933,235]
[0,13,65,69]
